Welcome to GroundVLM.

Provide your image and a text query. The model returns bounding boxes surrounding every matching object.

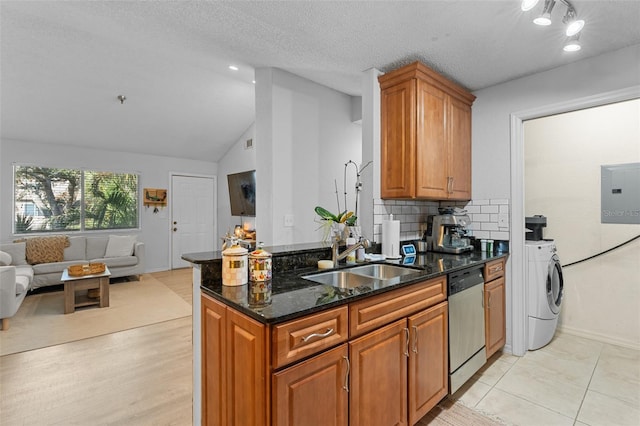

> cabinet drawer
[484,258,505,281]
[349,276,446,338]
[272,306,348,369]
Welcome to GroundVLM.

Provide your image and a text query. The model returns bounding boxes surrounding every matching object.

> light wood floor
[1,268,499,426]
[0,269,194,426]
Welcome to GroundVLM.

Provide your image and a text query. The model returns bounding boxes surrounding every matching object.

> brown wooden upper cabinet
[379,61,476,200]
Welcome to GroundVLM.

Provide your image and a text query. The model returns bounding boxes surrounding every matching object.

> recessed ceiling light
[252,80,256,84]
[229,65,239,71]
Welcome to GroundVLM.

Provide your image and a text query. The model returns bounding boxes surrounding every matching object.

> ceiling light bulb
[228,65,239,71]
[533,0,555,25]
[565,19,584,36]
[533,13,552,25]
[563,34,581,52]
[521,0,539,11]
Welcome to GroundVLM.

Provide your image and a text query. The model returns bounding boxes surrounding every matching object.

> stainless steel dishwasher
[448,265,486,394]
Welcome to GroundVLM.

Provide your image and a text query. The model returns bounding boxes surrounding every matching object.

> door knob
[173,221,177,225]
[173,227,177,232]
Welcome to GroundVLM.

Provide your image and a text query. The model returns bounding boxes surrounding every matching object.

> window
[14,166,139,233]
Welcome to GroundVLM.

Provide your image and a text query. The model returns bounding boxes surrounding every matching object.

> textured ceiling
[2,1,639,162]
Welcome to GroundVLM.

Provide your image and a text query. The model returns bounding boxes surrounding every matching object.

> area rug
[0,275,192,356]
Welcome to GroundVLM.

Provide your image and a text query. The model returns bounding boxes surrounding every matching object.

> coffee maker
[426,209,474,254]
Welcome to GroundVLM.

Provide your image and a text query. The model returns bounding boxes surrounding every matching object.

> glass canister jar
[248,242,272,306]
[222,240,248,286]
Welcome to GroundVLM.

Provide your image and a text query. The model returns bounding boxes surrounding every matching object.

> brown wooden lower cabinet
[350,319,408,426]
[201,294,226,426]
[202,282,449,426]
[484,258,506,358]
[201,294,268,426]
[408,302,448,425]
[484,276,506,358]
[273,344,349,426]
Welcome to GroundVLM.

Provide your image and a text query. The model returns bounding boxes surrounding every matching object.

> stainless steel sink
[302,263,422,289]
[302,270,375,289]
[348,264,421,280]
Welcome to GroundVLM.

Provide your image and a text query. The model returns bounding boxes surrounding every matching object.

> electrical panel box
[601,162,640,224]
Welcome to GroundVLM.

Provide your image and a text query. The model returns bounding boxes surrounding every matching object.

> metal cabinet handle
[488,293,492,309]
[342,356,350,392]
[301,328,334,342]
[447,177,454,194]
[412,325,418,354]
[404,328,410,357]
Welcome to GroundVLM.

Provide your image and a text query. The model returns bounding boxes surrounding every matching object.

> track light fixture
[521,0,585,52]
[563,34,581,52]
[563,7,585,36]
[533,0,555,26]
[521,0,539,12]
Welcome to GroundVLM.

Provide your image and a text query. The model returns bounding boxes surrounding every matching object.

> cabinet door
[485,277,506,358]
[447,96,472,200]
[416,80,448,199]
[381,79,416,199]
[272,345,349,426]
[349,320,408,426]
[201,294,227,426]
[226,308,268,426]
[408,301,448,425]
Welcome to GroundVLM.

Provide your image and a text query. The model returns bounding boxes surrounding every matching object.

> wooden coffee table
[61,266,111,314]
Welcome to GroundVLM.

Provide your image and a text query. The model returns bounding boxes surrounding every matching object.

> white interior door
[171,175,216,269]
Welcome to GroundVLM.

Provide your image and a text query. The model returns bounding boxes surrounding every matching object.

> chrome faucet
[331,235,370,268]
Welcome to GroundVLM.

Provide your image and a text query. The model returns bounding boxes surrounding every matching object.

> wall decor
[143,188,167,213]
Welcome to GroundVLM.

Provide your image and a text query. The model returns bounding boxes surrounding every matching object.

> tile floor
[451,332,640,426]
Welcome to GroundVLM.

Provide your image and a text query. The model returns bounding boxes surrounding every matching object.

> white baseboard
[557,325,640,351]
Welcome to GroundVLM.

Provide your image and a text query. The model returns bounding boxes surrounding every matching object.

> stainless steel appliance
[426,209,474,254]
[448,265,486,394]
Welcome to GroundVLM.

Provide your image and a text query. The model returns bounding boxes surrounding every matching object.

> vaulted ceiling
[2,1,639,162]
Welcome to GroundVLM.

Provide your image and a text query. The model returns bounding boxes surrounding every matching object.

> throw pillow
[24,236,70,265]
[0,242,27,265]
[104,235,137,257]
[0,250,11,266]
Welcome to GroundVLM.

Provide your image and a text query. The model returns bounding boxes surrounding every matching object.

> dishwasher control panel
[448,266,484,295]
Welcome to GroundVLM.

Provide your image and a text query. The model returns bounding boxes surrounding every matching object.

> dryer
[525,240,564,350]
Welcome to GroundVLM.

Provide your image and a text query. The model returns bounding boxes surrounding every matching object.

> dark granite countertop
[182,241,334,265]
[193,246,509,326]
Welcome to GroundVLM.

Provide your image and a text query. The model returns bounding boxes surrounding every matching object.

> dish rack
[68,263,106,277]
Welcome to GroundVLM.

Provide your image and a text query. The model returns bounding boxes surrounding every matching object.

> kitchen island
[184,242,508,426]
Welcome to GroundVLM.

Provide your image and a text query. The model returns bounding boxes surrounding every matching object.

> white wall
[471,44,640,353]
[255,68,362,246]
[0,139,217,272]
[216,124,256,241]
[524,99,640,348]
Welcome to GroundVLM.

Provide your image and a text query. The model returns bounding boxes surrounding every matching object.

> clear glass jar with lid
[248,242,272,306]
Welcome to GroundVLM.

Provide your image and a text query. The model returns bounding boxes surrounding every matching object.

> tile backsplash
[373,198,510,243]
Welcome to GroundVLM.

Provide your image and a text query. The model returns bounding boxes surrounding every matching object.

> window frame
[13,164,141,235]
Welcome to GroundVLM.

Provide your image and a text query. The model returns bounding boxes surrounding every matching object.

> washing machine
[525,240,564,350]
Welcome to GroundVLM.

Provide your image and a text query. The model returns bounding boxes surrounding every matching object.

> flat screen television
[227,170,256,216]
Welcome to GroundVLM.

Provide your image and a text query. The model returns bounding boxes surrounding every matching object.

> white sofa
[0,235,144,330]
[0,264,30,330]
